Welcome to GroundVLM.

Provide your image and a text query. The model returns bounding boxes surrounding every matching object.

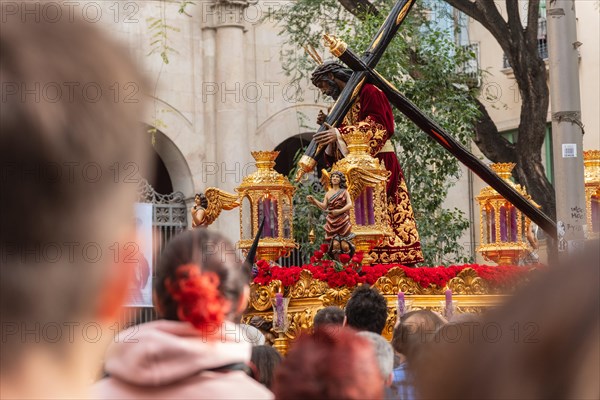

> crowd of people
[2,7,599,400]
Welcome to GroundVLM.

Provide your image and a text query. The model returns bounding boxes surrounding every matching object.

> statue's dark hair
[195,192,208,208]
[311,61,352,86]
[330,171,348,189]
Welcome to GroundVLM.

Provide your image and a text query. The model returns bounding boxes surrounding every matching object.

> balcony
[457,43,481,88]
[502,19,548,69]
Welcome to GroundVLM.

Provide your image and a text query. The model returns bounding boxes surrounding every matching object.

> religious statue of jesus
[311,61,424,265]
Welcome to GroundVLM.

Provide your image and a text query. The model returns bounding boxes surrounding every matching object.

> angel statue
[191,189,240,228]
[307,171,355,257]
[191,193,209,228]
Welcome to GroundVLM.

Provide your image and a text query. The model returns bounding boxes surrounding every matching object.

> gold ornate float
[332,121,393,265]
[476,163,539,265]
[243,266,531,353]
[237,151,297,261]
[584,150,600,238]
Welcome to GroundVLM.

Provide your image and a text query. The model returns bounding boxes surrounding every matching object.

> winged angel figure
[191,188,240,228]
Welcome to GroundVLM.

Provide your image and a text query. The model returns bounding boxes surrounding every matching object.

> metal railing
[276,246,313,267]
[458,42,481,87]
[119,180,188,330]
[503,19,548,69]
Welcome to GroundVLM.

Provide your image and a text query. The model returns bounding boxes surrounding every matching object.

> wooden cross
[295,0,556,238]
[295,0,415,179]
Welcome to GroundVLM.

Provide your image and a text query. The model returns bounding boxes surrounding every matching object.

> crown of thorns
[310,61,352,86]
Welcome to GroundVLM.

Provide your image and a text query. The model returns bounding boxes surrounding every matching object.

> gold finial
[340,121,374,154]
[308,228,315,244]
[323,34,348,58]
[251,150,279,164]
[323,33,335,47]
[304,45,323,65]
[490,163,516,180]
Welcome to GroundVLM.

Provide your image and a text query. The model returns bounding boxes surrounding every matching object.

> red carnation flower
[256,259,269,269]
[314,250,324,260]
[339,254,351,264]
[320,243,329,253]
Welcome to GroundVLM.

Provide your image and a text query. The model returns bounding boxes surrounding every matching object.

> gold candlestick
[272,332,289,356]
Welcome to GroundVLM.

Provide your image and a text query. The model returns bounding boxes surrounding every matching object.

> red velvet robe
[327,83,424,265]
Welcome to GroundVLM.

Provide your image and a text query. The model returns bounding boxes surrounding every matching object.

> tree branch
[445,0,510,51]
[337,0,380,19]
[506,0,524,40]
[471,97,517,162]
[444,0,485,23]
[525,0,541,49]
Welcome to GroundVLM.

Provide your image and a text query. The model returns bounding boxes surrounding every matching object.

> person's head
[345,285,388,334]
[310,61,352,100]
[313,306,345,329]
[154,229,249,331]
[1,4,149,396]
[239,323,266,346]
[391,310,445,361]
[448,312,479,325]
[415,240,600,399]
[273,327,384,399]
[194,193,208,208]
[356,331,394,386]
[251,345,283,390]
[329,171,347,189]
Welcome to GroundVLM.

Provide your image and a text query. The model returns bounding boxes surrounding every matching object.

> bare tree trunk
[512,58,556,219]
[471,97,516,162]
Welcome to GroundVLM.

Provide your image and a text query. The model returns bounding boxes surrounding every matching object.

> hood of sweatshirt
[104,320,253,387]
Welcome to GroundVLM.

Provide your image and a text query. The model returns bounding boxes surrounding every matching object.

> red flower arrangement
[339,254,351,264]
[252,247,540,291]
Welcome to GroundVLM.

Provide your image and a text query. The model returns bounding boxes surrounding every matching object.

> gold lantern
[476,163,539,265]
[237,151,297,262]
[333,121,393,265]
[584,150,600,238]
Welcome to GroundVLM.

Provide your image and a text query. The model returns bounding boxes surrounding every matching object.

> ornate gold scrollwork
[288,270,329,299]
[374,267,423,295]
[203,187,240,226]
[249,280,281,311]
[287,308,316,340]
[447,268,489,295]
[320,287,352,307]
[246,268,521,345]
[382,310,397,340]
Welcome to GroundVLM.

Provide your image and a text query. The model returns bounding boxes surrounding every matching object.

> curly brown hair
[330,171,347,189]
